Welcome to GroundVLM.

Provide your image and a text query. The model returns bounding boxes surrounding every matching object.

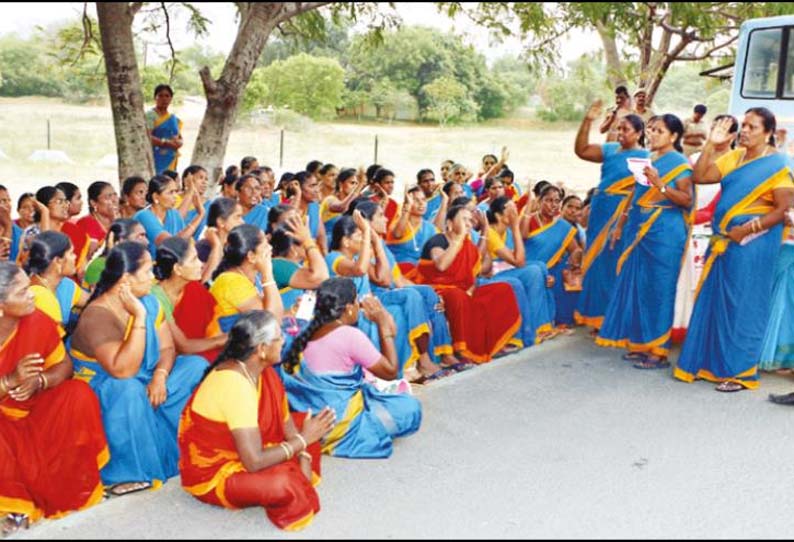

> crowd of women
[1,97,793,535]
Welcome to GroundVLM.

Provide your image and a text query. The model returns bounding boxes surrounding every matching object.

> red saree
[61,221,91,271]
[0,310,108,521]
[173,281,222,362]
[415,237,521,362]
[179,366,321,531]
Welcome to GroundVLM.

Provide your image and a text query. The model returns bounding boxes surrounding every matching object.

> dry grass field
[0,96,601,210]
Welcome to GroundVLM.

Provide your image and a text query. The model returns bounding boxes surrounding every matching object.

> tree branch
[199,66,217,97]
[659,19,698,41]
[677,34,740,61]
[129,2,144,18]
[160,2,177,82]
[272,2,331,25]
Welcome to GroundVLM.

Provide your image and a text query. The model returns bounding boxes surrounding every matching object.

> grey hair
[0,262,22,303]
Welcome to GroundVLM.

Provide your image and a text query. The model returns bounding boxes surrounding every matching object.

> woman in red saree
[0,262,107,534]
[414,205,522,363]
[178,310,335,531]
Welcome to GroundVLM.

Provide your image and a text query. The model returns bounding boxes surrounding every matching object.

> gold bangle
[39,372,48,390]
[280,441,293,461]
[298,451,312,462]
[0,375,7,394]
[154,368,169,378]
[294,433,308,452]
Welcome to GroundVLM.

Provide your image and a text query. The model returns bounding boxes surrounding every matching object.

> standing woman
[146,84,184,175]
[0,262,107,534]
[76,181,119,258]
[179,311,335,531]
[69,242,207,494]
[319,168,363,247]
[573,101,649,332]
[134,175,205,258]
[25,231,88,334]
[596,114,693,368]
[675,108,794,391]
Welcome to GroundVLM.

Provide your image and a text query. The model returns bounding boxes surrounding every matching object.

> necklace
[407,220,420,253]
[237,360,257,388]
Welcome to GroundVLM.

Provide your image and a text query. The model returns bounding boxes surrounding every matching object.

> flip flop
[632,358,670,370]
[410,368,453,385]
[442,362,475,373]
[715,381,745,393]
[105,481,153,498]
[622,352,647,362]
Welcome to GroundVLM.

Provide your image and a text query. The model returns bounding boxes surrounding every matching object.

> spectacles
[52,198,68,205]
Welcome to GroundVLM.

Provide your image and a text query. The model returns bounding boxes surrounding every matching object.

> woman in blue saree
[386,187,443,275]
[573,102,649,332]
[758,228,794,372]
[146,84,183,175]
[68,242,206,495]
[281,278,421,459]
[675,108,794,392]
[319,168,363,248]
[596,114,693,369]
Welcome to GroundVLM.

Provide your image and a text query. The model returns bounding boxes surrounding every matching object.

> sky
[0,2,600,65]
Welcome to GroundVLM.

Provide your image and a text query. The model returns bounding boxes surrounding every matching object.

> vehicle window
[742,28,783,98]
[785,30,794,98]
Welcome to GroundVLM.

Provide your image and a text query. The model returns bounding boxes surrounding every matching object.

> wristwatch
[660,185,667,194]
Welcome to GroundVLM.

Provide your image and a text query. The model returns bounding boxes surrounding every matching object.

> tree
[423,75,478,125]
[440,2,794,105]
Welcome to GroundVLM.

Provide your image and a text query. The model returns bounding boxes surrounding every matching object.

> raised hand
[500,145,510,164]
[586,100,604,121]
[352,209,370,234]
[708,116,736,147]
[284,214,313,246]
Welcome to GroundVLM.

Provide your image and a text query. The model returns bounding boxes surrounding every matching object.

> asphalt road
[14,330,794,539]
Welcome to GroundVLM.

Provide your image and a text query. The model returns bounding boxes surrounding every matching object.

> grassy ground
[0,96,600,208]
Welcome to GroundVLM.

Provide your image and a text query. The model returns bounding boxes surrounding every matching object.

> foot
[715,381,745,393]
[416,353,439,378]
[403,367,424,383]
[439,354,460,368]
[769,392,794,405]
[588,329,600,338]
[632,357,670,370]
[622,352,647,362]
[1,514,29,536]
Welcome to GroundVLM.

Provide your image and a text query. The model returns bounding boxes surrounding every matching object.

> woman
[208,224,283,335]
[25,231,88,334]
[119,176,148,219]
[271,214,329,313]
[318,163,339,201]
[153,237,228,363]
[759,219,794,372]
[134,175,205,257]
[195,197,244,265]
[573,101,649,332]
[485,196,556,345]
[596,114,693,369]
[55,182,83,222]
[146,84,184,175]
[387,187,442,274]
[281,278,421,458]
[0,261,107,534]
[15,193,36,231]
[476,177,506,212]
[325,213,441,381]
[520,186,583,330]
[353,199,462,377]
[319,168,363,247]
[179,311,334,531]
[414,205,522,363]
[285,171,327,255]
[182,165,211,241]
[238,174,268,231]
[675,108,794,391]
[69,242,207,494]
[83,218,149,290]
[76,181,119,258]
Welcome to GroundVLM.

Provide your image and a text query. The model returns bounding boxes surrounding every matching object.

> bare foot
[416,353,439,377]
[2,514,29,536]
[439,353,460,368]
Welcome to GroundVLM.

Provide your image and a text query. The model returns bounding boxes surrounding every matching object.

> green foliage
[0,35,63,97]
[245,53,346,120]
[535,53,611,122]
[422,75,478,125]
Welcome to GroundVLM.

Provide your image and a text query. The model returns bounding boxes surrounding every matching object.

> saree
[675,151,794,388]
[243,203,270,232]
[596,151,692,357]
[61,221,91,272]
[325,250,430,378]
[758,243,794,370]
[208,272,261,335]
[575,143,651,329]
[134,208,186,258]
[523,219,580,326]
[146,109,182,175]
[185,200,212,241]
[414,235,521,362]
[424,191,443,222]
[179,366,321,531]
[386,219,437,273]
[69,294,206,485]
[281,362,421,459]
[170,280,221,363]
[31,277,82,335]
[0,310,107,521]
[319,196,342,247]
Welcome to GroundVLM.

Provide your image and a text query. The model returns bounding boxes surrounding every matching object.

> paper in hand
[295,291,317,321]
[626,158,653,186]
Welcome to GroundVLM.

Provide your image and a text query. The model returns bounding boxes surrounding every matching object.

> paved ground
[14,330,794,539]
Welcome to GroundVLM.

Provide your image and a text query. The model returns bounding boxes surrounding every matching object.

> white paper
[740,230,768,246]
[626,158,653,186]
[294,291,317,321]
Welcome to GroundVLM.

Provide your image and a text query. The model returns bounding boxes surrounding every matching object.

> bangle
[279,441,294,461]
[381,333,395,340]
[0,375,7,394]
[262,280,277,288]
[39,372,48,390]
[294,433,308,452]
[298,451,312,462]
[154,368,169,379]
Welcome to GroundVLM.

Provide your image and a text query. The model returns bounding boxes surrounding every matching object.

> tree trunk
[595,20,626,89]
[97,2,153,185]
[191,3,326,182]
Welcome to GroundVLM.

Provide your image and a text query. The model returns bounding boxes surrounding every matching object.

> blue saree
[134,207,186,258]
[596,151,692,358]
[386,219,437,266]
[758,243,794,370]
[575,143,650,329]
[675,151,794,388]
[146,109,182,175]
[243,203,270,232]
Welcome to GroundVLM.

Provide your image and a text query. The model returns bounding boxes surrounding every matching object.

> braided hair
[203,309,279,381]
[281,277,356,374]
[87,242,149,305]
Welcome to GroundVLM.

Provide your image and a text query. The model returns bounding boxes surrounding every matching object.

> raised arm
[575,101,606,163]
[693,117,734,185]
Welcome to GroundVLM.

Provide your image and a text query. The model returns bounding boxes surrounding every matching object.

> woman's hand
[7,374,43,402]
[500,145,510,164]
[33,199,49,219]
[255,238,274,275]
[609,225,623,250]
[352,209,370,234]
[708,116,736,147]
[119,282,147,319]
[586,100,603,121]
[147,372,168,408]
[9,353,44,389]
[478,209,490,237]
[644,166,662,190]
[726,223,749,244]
[300,406,336,444]
[284,215,312,246]
[506,204,519,226]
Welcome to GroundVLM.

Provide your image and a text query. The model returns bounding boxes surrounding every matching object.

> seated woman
[25,231,88,334]
[238,174,269,231]
[414,205,522,363]
[76,181,119,260]
[520,185,584,331]
[281,278,421,458]
[69,242,207,495]
[484,196,556,345]
[326,213,441,381]
[179,310,335,531]
[352,199,462,376]
[152,237,227,363]
[83,218,150,290]
[0,261,107,534]
[476,177,506,211]
[134,175,205,258]
[208,224,283,334]
[386,187,442,274]
[119,176,148,219]
[181,165,212,241]
[195,197,244,266]
[15,192,36,232]
[319,168,363,247]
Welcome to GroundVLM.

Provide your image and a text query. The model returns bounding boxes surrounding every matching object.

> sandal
[105,481,153,498]
[410,368,452,385]
[1,513,29,536]
[632,357,670,370]
[442,361,475,373]
[622,352,647,362]
[715,381,745,393]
